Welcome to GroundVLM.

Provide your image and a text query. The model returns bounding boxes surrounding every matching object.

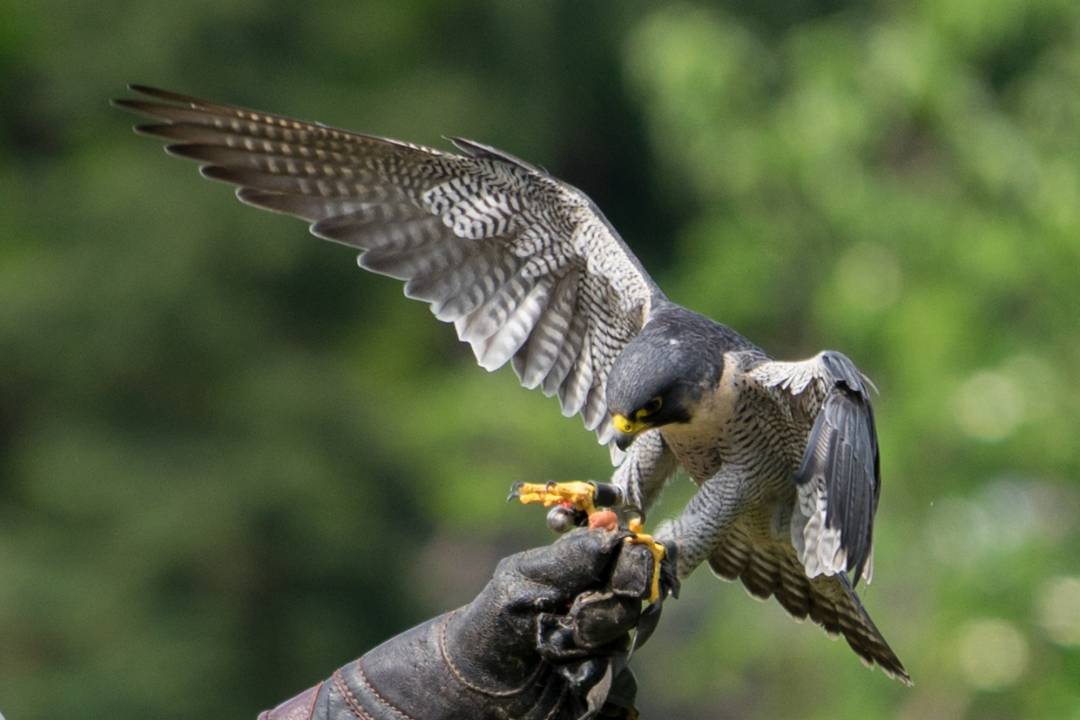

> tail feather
[708,538,910,685]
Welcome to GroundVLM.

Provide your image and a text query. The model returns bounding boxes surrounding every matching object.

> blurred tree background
[1,0,1079,718]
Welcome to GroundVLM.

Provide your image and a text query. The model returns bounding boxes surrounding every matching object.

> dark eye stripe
[636,396,663,420]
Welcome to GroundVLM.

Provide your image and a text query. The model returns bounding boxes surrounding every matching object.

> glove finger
[609,542,654,600]
[514,527,630,596]
[570,592,640,648]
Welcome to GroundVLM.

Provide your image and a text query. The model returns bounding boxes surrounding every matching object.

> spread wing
[748,351,880,585]
[114,86,664,446]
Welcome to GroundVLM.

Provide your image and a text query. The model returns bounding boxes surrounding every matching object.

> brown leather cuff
[258,682,323,720]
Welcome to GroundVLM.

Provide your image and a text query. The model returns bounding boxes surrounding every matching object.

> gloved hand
[259,527,656,720]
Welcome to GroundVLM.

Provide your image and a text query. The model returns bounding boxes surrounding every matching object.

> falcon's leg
[510,480,600,513]
[511,481,668,603]
[610,430,678,519]
[510,431,675,526]
[511,481,604,531]
[609,432,679,603]
[653,466,749,581]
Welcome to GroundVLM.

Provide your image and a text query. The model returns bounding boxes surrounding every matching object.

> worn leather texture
[259,528,654,720]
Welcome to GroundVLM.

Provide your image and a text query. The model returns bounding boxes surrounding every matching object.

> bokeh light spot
[956,618,1029,690]
[834,241,903,313]
[1036,576,1080,646]
[953,370,1024,441]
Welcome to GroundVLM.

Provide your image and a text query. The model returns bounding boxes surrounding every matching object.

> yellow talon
[514,484,664,602]
[627,517,665,604]
[513,481,597,514]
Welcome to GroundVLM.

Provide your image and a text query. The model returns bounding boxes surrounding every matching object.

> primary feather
[114,85,661,446]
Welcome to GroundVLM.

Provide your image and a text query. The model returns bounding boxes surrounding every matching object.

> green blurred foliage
[2,1,1079,718]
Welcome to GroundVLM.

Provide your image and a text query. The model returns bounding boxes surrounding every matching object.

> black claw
[660,544,680,600]
[507,481,524,502]
[631,601,663,654]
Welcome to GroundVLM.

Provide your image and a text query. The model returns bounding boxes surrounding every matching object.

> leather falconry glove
[259,527,656,720]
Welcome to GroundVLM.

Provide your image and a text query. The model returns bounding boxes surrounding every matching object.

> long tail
[709,533,911,685]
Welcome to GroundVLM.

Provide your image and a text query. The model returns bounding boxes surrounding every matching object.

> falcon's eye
[638,396,663,419]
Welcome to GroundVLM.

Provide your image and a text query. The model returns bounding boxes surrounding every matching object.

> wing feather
[116,86,664,446]
[511,273,576,390]
[749,351,881,585]
[708,538,910,684]
[559,340,595,419]
[541,289,587,398]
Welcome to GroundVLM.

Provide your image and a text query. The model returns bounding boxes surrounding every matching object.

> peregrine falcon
[115,86,910,684]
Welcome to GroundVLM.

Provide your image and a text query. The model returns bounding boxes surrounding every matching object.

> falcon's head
[605,326,723,451]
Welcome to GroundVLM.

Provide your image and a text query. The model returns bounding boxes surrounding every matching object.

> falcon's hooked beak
[612,413,649,451]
